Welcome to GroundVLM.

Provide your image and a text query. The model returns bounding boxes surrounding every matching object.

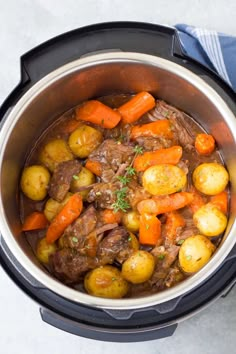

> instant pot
[0,22,236,342]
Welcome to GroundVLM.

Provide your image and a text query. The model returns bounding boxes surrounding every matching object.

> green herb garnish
[112,187,130,212]
[177,239,185,245]
[128,236,132,241]
[133,145,144,154]
[186,255,192,261]
[111,277,117,281]
[73,175,79,180]
[125,166,136,176]
[158,254,165,260]
[145,224,150,230]
[116,175,131,185]
[72,237,78,243]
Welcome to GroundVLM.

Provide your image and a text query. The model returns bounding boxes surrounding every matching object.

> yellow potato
[122,211,140,232]
[142,164,187,195]
[193,203,227,237]
[44,193,72,222]
[128,232,140,251]
[20,165,50,201]
[192,162,229,195]
[84,265,129,299]
[36,237,57,264]
[68,125,103,158]
[179,235,215,273]
[39,139,74,172]
[122,250,155,284]
[70,167,95,199]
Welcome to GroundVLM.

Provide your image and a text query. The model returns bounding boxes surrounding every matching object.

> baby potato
[68,125,103,158]
[84,265,129,299]
[122,211,140,232]
[36,237,57,264]
[142,164,187,196]
[193,203,227,237]
[122,250,155,284]
[20,165,50,201]
[179,235,215,273]
[128,232,140,251]
[39,139,74,172]
[192,162,229,195]
[44,192,72,221]
[70,167,95,199]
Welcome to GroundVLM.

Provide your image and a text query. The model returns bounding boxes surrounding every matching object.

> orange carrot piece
[137,192,194,215]
[195,134,215,155]
[75,100,121,129]
[46,194,83,244]
[188,187,205,214]
[210,191,228,214]
[165,211,186,245]
[100,209,122,224]
[133,146,182,172]
[130,120,173,140]
[118,91,156,124]
[139,213,161,246]
[22,212,48,231]
[85,160,102,177]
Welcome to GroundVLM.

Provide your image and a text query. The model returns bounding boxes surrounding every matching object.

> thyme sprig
[112,145,144,212]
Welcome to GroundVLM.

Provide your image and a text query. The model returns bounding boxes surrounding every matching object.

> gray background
[0,1,236,353]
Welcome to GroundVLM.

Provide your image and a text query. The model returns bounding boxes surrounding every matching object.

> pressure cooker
[0,22,236,342]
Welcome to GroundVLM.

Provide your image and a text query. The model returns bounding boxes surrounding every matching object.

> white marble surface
[0,1,236,353]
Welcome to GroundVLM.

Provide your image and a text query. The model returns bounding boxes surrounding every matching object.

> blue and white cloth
[175,24,236,91]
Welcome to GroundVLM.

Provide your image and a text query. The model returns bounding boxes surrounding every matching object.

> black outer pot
[0,22,236,342]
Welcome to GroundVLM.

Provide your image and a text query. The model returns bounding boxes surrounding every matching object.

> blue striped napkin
[175,24,236,91]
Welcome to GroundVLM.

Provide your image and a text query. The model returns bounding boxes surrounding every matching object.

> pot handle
[40,307,177,342]
[20,21,183,85]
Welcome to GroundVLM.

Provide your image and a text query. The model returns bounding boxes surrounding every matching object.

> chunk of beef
[97,227,132,264]
[49,160,82,202]
[62,206,98,249]
[164,267,184,288]
[87,182,120,209]
[150,245,180,288]
[51,248,98,284]
[89,139,134,182]
[135,136,173,151]
[127,180,151,209]
[154,101,195,149]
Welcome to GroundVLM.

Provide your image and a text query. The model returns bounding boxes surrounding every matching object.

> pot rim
[0,51,236,310]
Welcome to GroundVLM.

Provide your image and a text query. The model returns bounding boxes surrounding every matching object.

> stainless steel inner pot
[0,52,236,310]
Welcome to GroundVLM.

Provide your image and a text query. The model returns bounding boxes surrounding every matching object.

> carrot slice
[195,134,215,155]
[46,194,83,244]
[133,146,182,172]
[188,187,205,214]
[139,213,161,246]
[130,120,173,140]
[210,191,228,214]
[22,212,48,231]
[75,100,121,129]
[165,211,186,245]
[85,160,102,176]
[137,192,194,215]
[100,209,122,224]
[118,91,156,124]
